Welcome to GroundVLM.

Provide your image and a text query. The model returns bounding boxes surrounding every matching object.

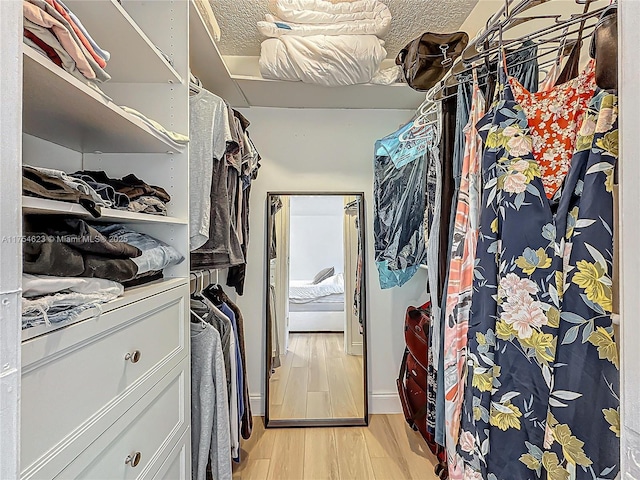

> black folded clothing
[23,216,141,282]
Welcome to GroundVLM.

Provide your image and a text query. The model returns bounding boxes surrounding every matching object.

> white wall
[236,107,430,414]
[289,196,345,281]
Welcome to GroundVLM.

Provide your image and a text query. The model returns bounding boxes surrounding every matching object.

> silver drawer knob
[124,350,141,363]
[125,451,142,467]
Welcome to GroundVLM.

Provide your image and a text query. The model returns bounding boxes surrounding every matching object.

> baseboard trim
[248,392,401,417]
[289,330,344,334]
[250,394,264,416]
[349,341,363,356]
[370,392,402,414]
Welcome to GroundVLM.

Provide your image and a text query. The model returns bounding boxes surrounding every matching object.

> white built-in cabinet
[1,2,25,479]
[0,0,247,476]
[2,0,202,478]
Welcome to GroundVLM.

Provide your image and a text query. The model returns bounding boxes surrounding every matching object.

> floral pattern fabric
[443,73,486,480]
[457,73,620,480]
[509,61,596,198]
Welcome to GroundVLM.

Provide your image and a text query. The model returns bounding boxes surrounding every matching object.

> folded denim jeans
[94,224,184,274]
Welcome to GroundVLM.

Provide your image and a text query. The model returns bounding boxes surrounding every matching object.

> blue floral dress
[456,64,620,480]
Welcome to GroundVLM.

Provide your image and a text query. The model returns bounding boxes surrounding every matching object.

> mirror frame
[264,191,369,428]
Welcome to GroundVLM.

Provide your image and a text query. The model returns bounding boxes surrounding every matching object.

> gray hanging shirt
[190,321,232,480]
[189,90,233,251]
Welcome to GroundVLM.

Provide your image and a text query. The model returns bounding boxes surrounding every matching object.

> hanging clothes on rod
[190,308,231,480]
[395,2,620,479]
[189,74,262,296]
[457,64,618,480]
[189,270,252,479]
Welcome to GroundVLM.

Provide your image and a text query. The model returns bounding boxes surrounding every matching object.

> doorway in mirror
[265,193,368,427]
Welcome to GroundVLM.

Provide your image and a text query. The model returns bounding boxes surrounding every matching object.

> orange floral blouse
[509,61,597,198]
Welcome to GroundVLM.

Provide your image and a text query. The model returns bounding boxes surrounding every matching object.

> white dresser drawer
[152,428,190,480]
[56,360,189,480]
[21,284,189,479]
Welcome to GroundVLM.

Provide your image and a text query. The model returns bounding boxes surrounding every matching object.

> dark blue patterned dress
[456,65,619,480]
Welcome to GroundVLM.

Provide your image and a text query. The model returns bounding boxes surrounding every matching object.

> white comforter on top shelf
[276,0,391,24]
[258,0,391,38]
[259,34,387,87]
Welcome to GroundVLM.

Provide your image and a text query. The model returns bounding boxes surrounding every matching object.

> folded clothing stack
[23,165,103,217]
[74,170,172,216]
[23,0,111,90]
[23,217,184,283]
[22,274,123,329]
[119,106,189,150]
[258,0,393,87]
[22,217,185,329]
[23,165,173,217]
[22,1,190,147]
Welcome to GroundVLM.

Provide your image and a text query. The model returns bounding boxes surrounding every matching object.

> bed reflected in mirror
[265,193,368,427]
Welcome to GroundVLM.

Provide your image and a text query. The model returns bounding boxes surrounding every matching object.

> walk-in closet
[0,0,637,479]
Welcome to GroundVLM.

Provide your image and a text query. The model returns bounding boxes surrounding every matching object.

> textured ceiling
[210,0,479,58]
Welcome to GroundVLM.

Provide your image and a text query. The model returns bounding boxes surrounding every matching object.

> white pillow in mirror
[312,266,334,284]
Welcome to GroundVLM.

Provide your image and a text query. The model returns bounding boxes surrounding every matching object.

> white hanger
[191,310,208,329]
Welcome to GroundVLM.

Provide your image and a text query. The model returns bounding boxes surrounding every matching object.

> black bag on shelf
[395,32,469,92]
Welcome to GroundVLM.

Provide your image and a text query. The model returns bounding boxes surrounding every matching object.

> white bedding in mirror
[288,273,345,303]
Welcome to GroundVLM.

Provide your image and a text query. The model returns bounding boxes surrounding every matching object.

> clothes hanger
[414,95,434,118]
[428,37,573,102]
[203,283,225,305]
[555,26,571,67]
[468,0,552,59]
[438,25,594,101]
[482,0,551,36]
[468,0,594,53]
[189,71,204,96]
[198,294,230,323]
[409,101,439,132]
[430,46,575,102]
[463,6,604,65]
[552,0,592,84]
[190,310,208,329]
[189,272,197,295]
[189,82,202,96]
[474,15,563,56]
[202,269,226,305]
[462,37,576,86]
[191,270,211,297]
[194,272,202,295]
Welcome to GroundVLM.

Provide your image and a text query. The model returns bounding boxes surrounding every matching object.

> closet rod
[190,268,220,295]
[472,0,596,55]
[428,35,584,102]
[424,3,601,103]
[463,5,604,64]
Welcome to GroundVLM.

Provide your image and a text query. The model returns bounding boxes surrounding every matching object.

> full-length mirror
[265,193,368,427]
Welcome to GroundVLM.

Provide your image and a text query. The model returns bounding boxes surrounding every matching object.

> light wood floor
[269,333,364,420]
[232,414,439,480]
